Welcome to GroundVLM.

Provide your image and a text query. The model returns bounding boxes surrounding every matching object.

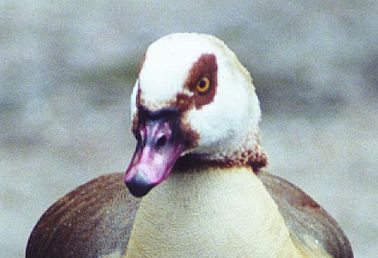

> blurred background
[1,1,377,257]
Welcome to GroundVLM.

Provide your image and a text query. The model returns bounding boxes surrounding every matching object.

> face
[124,34,260,197]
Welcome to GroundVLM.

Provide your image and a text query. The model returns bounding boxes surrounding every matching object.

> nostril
[156,135,167,147]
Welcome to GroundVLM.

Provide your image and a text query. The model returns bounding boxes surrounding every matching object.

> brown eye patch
[185,54,218,109]
[135,53,218,114]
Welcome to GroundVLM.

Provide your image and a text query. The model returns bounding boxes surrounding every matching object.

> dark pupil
[199,79,207,88]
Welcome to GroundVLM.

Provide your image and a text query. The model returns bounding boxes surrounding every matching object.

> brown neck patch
[174,145,268,174]
[174,132,268,174]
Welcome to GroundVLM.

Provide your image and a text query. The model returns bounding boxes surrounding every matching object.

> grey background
[1,1,377,257]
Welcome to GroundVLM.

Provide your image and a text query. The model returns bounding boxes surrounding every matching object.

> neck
[181,130,268,173]
[125,166,303,257]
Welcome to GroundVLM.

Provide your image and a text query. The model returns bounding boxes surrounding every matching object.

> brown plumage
[26,173,139,258]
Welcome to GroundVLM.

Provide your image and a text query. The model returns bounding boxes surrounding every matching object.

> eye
[195,76,211,94]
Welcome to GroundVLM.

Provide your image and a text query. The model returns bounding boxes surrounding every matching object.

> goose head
[124,33,267,197]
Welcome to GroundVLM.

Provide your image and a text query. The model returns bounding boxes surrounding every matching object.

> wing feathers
[259,172,353,258]
[26,173,140,258]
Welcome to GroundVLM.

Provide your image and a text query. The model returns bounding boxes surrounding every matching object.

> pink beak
[124,109,185,197]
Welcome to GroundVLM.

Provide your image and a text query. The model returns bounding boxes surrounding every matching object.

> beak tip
[125,172,155,197]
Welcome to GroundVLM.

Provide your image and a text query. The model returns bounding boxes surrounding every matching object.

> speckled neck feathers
[175,130,268,173]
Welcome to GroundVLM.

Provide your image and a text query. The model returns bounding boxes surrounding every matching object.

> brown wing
[26,173,140,258]
[258,172,353,258]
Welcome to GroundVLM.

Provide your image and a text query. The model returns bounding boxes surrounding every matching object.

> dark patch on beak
[124,107,185,197]
[125,172,155,197]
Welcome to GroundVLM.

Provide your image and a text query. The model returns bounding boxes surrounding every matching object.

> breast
[124,166,304,258]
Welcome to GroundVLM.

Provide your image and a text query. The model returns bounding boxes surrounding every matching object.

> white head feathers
[131,33,266,170]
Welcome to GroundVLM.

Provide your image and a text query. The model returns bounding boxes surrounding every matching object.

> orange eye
[195,76,211,94]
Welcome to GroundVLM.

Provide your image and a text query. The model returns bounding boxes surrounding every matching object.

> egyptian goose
[26,33,353,258]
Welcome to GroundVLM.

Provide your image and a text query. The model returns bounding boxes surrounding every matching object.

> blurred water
[1,1,377,257]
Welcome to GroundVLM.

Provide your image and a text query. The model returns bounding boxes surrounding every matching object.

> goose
[26,33,353,258]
